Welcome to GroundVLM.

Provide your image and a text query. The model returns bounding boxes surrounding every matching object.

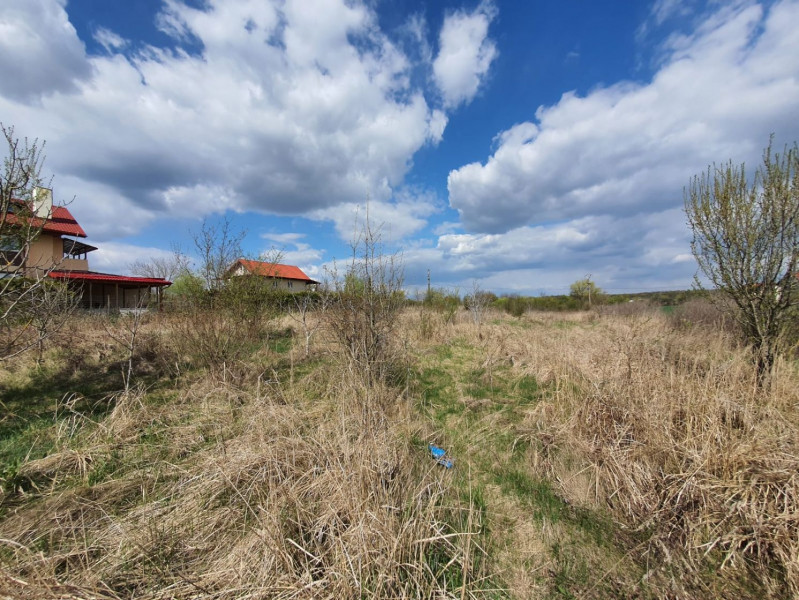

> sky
[1,0,798,295]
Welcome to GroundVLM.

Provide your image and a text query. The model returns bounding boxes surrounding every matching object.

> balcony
[59,257,89,271]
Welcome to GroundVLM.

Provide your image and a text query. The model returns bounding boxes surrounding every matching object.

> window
[287,281,293,289]
[0,236,23,269]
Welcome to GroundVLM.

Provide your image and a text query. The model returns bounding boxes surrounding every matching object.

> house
[226,258,319,291]
[1,188,171,309]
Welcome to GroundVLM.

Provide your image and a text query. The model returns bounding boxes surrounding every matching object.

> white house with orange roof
[225,258,319,291]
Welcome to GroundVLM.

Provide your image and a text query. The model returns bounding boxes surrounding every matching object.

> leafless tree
[103,296,149,391]
[1,124,71,361]
[129,244,191,282]
[289,288,330,358]
[325,211,405,389]
[0,279,79,363]
[1,124,46,267]
[466,280,490,326]
[29,279,80,365]
[192,217,246,291]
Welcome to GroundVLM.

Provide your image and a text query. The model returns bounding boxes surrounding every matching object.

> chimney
[33,187,53,219]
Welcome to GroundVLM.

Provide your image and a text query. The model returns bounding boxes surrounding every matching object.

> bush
[324,218,405,392]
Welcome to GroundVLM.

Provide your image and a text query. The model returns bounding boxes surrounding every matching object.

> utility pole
[427,269,431,298]
[585,273,592,309]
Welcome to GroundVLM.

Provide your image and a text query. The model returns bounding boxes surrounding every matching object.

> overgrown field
[1,303,797,599]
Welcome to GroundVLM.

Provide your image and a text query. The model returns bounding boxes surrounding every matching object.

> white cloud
[432,1,497,108]
[90,242,177,276]
[310,187,441,242]
[260,232,306,245]
[93,27,128,53]
[0,0,467,240]
[0,0,91,101]
[448,0,799,233]
[258,232,325,277]
[402,207,696,294]
[52,175,158,241]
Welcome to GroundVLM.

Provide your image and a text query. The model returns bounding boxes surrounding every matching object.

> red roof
[42,206,87,237]
[7,203,87,238]
[232,259,318,283]
[48,271,171,287]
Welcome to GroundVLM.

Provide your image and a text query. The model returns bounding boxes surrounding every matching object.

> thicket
[324,217,405,393]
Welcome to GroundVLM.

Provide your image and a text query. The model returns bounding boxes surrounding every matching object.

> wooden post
[115,283,119,310]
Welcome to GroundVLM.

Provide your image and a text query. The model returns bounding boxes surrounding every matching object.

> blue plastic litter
[428,444,454,469]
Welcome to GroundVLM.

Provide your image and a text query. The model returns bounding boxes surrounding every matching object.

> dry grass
[0,312,492,600]
[3,303,797,599]
[503,309,799,598]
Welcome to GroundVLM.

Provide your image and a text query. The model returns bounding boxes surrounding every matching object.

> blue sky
[2,0,798,294]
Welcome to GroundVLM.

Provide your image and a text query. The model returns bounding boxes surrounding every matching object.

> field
[1,302,797,599]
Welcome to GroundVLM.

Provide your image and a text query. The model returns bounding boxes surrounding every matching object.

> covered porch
[48,271,171,310]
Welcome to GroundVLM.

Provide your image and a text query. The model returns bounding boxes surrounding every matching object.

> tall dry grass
[494,308,799,598]
[0,310,490,599]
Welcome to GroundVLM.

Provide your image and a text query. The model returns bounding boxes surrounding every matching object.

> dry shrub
[162,308,272,375]
[670,297,737,333]
[0,367,487,599]
[596,299,660,318]
[521,312,799,598]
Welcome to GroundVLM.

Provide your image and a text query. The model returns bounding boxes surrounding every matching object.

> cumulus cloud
[259,232,324,275]
[0,0,91,101]
[91,242,178,276]
[448,0,799,233]
[432,1,497,108]
[402,207,695,294]
[309,187,441,243]
[0,0,465,240]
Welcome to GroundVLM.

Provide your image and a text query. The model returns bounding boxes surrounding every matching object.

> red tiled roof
[6,203,87,237]
[48,271,171,286]
[232,259,318,283]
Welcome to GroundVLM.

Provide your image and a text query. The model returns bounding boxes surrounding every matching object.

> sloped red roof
[42,206,87,237]
[6,203,87,237]
[232,259,318,283]
[48,271,171,287]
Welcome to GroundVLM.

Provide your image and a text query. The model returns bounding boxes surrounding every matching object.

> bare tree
[130,244,191,281]
[103,296,149,391]
[0,278,79,363]
[1,124,70,361]
[685,137,799,380]
[289,288,330,358]
[465,280,490,326]
[28,279,80,365]
[325,212,405,388]
[1,124,46,267]
[192,217,246,291]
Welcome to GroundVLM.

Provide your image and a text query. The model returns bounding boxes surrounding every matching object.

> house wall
[61,257,89,271]
[266,277,313,292]
[26,234,61,273]
[23,235,90,274]
[230,270,314,292]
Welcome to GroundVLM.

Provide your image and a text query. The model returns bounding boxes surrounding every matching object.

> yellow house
[1,188,171,309]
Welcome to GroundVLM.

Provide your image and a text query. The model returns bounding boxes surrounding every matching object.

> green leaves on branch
[684,137,799,379]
